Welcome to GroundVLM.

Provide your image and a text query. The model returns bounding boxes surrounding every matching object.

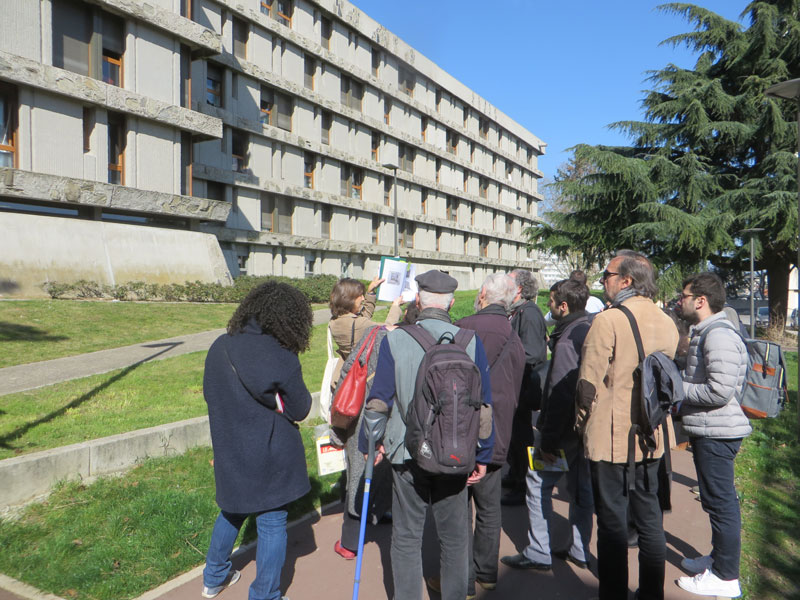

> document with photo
[377,256,409,302]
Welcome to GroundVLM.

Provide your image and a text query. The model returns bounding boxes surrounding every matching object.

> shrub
[43,281,73,299]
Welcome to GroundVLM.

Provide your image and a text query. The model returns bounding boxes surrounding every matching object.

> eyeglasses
[679,292,696,301]
[599,270,619,283]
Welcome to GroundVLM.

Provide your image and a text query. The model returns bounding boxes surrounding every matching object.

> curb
[0,573,68,600]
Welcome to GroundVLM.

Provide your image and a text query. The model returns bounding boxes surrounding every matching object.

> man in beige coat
[575,250,679,600]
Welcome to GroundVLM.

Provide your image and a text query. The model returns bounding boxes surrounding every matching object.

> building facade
[0,0,545,295]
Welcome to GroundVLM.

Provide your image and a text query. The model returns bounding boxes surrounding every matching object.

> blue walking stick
[352,410,386,600]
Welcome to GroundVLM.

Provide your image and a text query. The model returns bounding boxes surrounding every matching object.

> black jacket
[203,319,312,514]
[537,310,591,454]
[456,303,526,465]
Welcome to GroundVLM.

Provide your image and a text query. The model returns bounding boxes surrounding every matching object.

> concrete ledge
[1,393,322,509]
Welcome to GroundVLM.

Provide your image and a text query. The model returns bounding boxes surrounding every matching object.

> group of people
[198,249,752,600]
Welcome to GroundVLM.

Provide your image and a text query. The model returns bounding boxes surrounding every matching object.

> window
[0,84,17,168]
[479,117,489,139]
[421,117,427,142]
[260,1,292,26]
[470,202,476,226]
[231,72,238,100]
[479,177,488,199]
[384,178,391,207]
[304,152,315,188]
[371,47,381,76]
[305,256,316,277]
[463,171,468,192]
[181,131,192,195]
[383,98,391,125]
[321,16,332,49]
[233,18,248,59]
[341,164,363,200]
[321,205,331,238]
[447,129,458,155]
[321,110,332,144]
[436,226,442,251]
[82,107,94,153]
[260,86,292,131]
[506,162,513,182]
[107,112,125,184]
[399,220,414,248]
[371,215,380,244]
[206,63,223,107]
[206,180,225,201]
[341,76,363,112]
[492,210,497,229]
[180,45,192,108]
[446,196,457,222]
[421,190,427,215]
[261,193,292,233]
[304,55,315,89]
[435,158,441,184]
[480,236,488,257]
[371,131,380,162]
[506,216,513,234]
[231,129,247,172]
[435,88,441,112]
[399,143,414,173]
[180,0,193,19]
[398,66,414,96]
[470,141,475,162]
[463,106,469,128]
[237,252,249,276]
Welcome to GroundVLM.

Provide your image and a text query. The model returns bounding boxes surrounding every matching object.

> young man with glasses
[575,250,679,600]
[675,272,750,598]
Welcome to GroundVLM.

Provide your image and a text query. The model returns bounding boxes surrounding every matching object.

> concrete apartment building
[0,0,545,295]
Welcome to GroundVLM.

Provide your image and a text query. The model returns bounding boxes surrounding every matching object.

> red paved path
[144,449,712,600]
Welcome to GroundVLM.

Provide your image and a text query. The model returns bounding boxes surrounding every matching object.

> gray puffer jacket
[680,312,752,439]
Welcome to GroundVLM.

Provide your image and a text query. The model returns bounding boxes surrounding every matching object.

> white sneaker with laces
[677,568,741,598]
[201,569,241,598]
[681,554,713,574]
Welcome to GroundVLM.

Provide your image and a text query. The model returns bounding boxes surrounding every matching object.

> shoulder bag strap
[616,304,645,363]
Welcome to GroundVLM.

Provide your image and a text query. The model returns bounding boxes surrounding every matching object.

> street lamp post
[765,78,800,433]
[741,228,765,338]
[382,162,399,257]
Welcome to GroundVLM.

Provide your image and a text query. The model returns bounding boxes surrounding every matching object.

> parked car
[755,306,770,328]
[790,309,798,329]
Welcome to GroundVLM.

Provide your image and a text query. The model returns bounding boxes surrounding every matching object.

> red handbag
[331,327,380,429]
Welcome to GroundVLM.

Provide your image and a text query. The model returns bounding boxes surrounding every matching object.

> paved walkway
[0,309,335,396]
[136,448,711,600]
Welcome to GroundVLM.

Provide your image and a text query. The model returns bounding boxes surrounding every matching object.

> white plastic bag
[319,325,337,423]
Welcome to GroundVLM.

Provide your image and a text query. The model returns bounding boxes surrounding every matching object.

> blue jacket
[204,320,311,514]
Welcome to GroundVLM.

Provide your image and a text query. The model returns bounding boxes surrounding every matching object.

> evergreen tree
[531,1,799,321]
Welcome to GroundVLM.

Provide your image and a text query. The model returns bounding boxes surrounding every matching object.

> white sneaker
[681,554,713,574]
[677,568,741,598]
[202,569,241,598]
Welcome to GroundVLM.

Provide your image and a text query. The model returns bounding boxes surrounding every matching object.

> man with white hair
[360,270,494,600]
[454,273,526,596]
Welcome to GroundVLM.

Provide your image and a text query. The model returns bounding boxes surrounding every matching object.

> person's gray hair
[615,250,657,299]
[510,269,538,300]
[481,273,518,309]
[419,290,455,310]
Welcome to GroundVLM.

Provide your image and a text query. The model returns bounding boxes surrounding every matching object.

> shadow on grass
[0,341,183,452]
[0,321,68,343]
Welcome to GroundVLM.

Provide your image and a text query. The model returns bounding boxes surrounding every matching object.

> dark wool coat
[204,320,312,514]
[456,304,526,466]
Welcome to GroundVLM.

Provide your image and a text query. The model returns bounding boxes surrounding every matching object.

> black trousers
[590,460,665,600]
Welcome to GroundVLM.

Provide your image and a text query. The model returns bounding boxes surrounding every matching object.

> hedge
[43,275,339,304]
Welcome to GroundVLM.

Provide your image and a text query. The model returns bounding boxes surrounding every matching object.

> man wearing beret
[360,269,494,600]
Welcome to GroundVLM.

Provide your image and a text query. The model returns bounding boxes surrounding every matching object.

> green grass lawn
[737,351,800,599]
[0,423,340,600]
[0,300,236,368]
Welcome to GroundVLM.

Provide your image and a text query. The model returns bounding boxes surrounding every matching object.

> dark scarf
[416,307,452,323]
[548,309,587,352]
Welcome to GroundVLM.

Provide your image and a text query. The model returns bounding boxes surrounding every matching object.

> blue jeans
[203,509,288,600]
[524,437,594,564]
[691,437,743,580]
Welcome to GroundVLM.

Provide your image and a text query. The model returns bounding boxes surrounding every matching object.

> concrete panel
[134,25,175,104]
[136,120,175,193]
[0,0,41,62]
[0,212,232,296]
[30,93,84,178]
[0,445,90,508]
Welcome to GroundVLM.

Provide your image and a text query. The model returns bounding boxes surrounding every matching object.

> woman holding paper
[201,282,313,600]
[328,275,403,380]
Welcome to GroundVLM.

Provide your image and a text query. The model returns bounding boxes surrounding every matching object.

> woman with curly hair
[201,281,313,600]
[328,276,403,385]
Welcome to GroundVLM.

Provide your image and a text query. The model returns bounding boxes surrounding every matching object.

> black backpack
[616,305,684,509]
[402,324,483,476]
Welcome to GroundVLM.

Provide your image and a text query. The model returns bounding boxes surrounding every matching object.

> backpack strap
[401,323,437,352]
[453,328,475,350]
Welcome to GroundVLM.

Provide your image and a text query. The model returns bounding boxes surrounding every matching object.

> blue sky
[351,1,748,182]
